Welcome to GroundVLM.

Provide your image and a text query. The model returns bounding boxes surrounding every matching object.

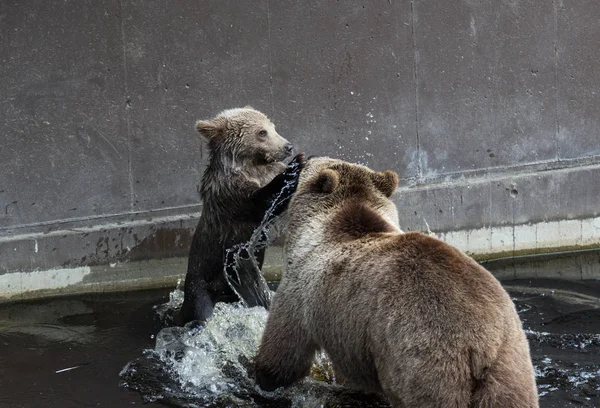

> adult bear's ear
[195,116,227,141]
[372,170,398,197]
[312,169,339,194]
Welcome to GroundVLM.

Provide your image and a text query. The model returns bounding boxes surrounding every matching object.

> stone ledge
[2,243,600,303]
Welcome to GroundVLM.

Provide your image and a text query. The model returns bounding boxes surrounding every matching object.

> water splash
[156,304,266,394]
[223,158,303,309]
[153,279,185,324]
[120,302,387,407]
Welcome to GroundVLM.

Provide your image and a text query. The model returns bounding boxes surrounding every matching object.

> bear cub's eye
[258,130,268,137]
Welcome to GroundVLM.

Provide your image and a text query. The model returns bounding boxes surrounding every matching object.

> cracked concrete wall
[1,0,599,296]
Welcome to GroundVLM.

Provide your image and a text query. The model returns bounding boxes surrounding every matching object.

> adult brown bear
[255,158,538,408]
[181,107,301,324]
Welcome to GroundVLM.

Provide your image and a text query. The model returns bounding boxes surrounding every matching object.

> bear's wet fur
[181,107,296,324]
[255,158,538,408]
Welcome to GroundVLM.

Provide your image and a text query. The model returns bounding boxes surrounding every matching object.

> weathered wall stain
[125,227,193,262]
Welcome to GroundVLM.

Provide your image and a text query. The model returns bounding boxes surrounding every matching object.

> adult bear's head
[285,157,401,258]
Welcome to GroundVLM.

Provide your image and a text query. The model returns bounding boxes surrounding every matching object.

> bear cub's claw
[280,153,306,187]
[285,153,306,175]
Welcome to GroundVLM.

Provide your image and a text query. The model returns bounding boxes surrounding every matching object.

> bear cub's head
[286,158,401,251]
[196,107,293,165]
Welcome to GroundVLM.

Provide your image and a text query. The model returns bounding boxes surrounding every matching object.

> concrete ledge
[0,207,199,276]
[394,159,600,234]
[483,248,600,281]
[0,246,286,302]
[2,163,600,301]
[2,241,600,303]
[440,216,600,261]
[1,214,600,301]
[0,257,184,303]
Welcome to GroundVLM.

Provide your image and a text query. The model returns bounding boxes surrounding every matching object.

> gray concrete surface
[1,1,599,298]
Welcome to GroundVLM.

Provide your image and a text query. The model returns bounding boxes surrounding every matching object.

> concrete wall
[1,0,599,298]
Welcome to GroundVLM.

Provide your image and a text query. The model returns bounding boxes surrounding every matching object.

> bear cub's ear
[312,169,339,194]
[372,170,399,197]
[195,116,227,141]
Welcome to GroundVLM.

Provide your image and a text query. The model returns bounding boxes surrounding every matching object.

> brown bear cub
[255,158,539,408]
[181,107,301,324]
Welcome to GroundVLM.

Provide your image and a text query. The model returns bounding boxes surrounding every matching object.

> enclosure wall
[1,0,599,297]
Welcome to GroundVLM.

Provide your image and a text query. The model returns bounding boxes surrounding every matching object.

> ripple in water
[512,288,600,405]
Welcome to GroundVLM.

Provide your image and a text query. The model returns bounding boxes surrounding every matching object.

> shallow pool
[0,279,599,407]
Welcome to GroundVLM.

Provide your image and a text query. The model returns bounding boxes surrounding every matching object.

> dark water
[506,279,600,408]
[0,289,171,408]
[1,279,599,408]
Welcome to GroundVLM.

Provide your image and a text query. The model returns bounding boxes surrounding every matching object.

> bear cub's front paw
[284,153,306,176]
[280,153,306,188]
